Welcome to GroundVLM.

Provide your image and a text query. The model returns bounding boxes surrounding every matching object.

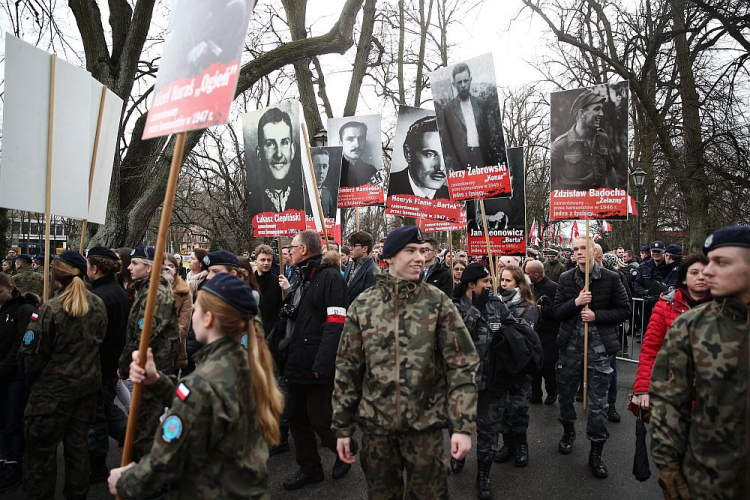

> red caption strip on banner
[549,188,628,221]
[468,228,526,256]
[446,165,512,201]
[386,195,463,221]
[252,210,306,237]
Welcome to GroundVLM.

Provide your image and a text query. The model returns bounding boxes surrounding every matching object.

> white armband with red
[326,307,346,324]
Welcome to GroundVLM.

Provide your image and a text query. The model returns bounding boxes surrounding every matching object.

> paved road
[7,350,663,499]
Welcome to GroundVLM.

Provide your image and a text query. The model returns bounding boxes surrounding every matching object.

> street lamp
[312,128,328,147]
[631,165,647,254]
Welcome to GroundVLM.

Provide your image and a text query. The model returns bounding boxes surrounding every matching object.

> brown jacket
[173,277,192,368]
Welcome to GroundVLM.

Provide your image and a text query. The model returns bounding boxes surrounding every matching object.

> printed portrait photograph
[304,146,343,220]
[327,114,385,189]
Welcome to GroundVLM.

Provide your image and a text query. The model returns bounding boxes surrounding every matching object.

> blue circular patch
[138,318,144,330]
[162,415,182,443]
[241,334,248,348]
[23,331,34,345]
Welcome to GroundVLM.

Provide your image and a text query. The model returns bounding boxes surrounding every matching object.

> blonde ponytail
[53,260,89,317]
[247,317,283,445]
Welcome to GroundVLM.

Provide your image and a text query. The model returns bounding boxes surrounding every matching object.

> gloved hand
[658,466,690,500]
[471,288,490,310]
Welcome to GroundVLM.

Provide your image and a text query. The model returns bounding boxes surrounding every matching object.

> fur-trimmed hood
[320,249,341,270]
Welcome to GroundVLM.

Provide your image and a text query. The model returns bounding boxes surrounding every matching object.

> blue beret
[33,254,45,263]
[57,250,88,276]
[201,273,258,316]
[130,246,156,261]
[665,244,682,256]
[650,241,665,252]
[16,254,33,264]
[570,89,605,116]
[88,246,118,261]
[460,262,489,284]
[204,250,239,268]
[702,226,750,255]
[382,226,425,259]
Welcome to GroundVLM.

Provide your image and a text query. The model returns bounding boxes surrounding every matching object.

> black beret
[57,250,88,276]
[201,273,258,316]
[204,250,239,268]
[570,88,605,116]
[16,254,33,264]
[664,244,682,256]
[88,246,119,261]
[650,241,665,252]
[381,226,425,259]
[33,254,45,263]
[460,263,490,284]
[542,247,559,256]
[702,226,750,255]
[640,245,651,252]
[130,246,156,261]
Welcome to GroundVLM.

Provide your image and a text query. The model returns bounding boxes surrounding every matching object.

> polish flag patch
[326,307,346,324]
[30,313,39,322]
[176,383,190,401]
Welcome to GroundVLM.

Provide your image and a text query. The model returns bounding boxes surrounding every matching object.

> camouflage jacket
[650,298,749,499]
[17,290,107,407]
[332,269,479,437]
[117,337,269,500]
[12,265,44,301]
[118,276,179,379]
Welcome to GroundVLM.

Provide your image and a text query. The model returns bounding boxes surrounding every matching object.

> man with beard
[388,116,449,199]
[311,148,337,218]
[249,107,304,215]
[339,122,379,188]
[550,89,618,191]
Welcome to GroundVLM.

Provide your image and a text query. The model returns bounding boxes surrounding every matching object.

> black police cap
[640,245,651,252]
[57,250,88,276]
[665,244,682,256]
[204,250,239,268]
[201,273,258,316]
[381,226,425,259]
[16,254,33,264]
[88,246,119,261]
[650,241,666,252]
[130,246,156,261]
[702,226,750,255]
[460,262,490,284]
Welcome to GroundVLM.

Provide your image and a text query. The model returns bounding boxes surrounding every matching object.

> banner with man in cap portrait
[549,82,630,220]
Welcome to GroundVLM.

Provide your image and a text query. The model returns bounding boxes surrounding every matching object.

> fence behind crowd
[615,297,648,364]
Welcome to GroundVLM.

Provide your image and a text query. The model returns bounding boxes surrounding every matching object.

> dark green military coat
[12,265,44,301]
[117,337,269,499]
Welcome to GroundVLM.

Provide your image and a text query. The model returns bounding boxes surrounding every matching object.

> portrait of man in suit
[339,121,378,188]
[388,115,450,200]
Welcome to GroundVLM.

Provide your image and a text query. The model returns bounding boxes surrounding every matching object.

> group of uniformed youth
[0,224,747,500]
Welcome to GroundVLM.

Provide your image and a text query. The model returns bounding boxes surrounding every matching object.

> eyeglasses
[351,244,363,248]
[289,244,305,250]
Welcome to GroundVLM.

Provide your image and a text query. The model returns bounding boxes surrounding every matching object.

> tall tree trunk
[344,0,378,116]
[397,0,406,105]
[413,0,434,107]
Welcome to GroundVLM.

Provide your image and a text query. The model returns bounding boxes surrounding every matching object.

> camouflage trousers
[361,428,449,500]
[557,352,612,442]
[497,378,532,435]
[477,389,505,456]
[23,393,97,500]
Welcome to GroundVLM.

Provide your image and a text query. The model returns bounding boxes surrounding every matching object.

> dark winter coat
[91,275,131,380]
[277,251,348,385]
[424,261,454,298]
[0,293,37,383]
[344,256,377,303]
[634,259,671,298]
[531,276,560,364]
[256,270,282,338]
[554,263,631,356]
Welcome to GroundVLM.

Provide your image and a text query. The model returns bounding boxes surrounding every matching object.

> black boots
[607,405,621,422]
[558,422,576,455]
[476,454,493,500]
[282,466,325,490]
[588,441,609,478]
[493,432,514,463]
[450,456,466,473]
[269,425,290,457]
[514,433,529,467]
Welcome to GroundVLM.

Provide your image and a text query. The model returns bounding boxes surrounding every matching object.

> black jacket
[91,275,131,380]
[531,276,560,363]
[634,259,670,298]
[554,264,631,356]
[277,251,348,385]
[424,261,454,297]
[344,256,376,303]
[0,293,36,383]
[256,271,282,338]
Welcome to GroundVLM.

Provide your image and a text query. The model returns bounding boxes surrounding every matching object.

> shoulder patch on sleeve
[176,383,190,401]
[162,415,183,443]
[138,318,144,330]
[23,331,34,345]
[30,313,39,322]
[241,334,248,348]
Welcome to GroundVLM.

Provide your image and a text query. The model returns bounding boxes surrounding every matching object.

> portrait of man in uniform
[388,115,450,200]
[310,147,341,219]
[550,86,628,191]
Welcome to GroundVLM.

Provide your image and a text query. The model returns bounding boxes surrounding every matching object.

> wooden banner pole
[583,218,591,411]
[80,86,108,253]
[300,124,330,251]
[278,236,285,278]
[479,199,497,295]
[43,55,57,303]
[118,132,187,484]
[355,207,360,232]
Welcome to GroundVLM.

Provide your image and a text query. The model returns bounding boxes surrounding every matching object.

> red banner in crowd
[417,211,467,233]
[549,188,628,220]
[252,210,306,237]
[446,165,512,201]
[386,194,463,221]
[337,185,384,207]
[467,228,526,256]
[305,214,336,235]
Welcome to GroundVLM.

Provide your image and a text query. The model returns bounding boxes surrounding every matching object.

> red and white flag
[602,220,612,232]
[627,195,639,216]
[571,221,580,239]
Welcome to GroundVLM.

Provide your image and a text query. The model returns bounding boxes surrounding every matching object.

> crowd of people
[0,224,747,499]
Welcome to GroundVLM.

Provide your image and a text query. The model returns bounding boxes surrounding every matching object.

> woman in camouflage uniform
[109,273,283,499]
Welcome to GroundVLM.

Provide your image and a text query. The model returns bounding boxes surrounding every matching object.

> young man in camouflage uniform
[333,225,479,499]
[650,226,750,499]
[117,246,179,461]
[11,255,43,302]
